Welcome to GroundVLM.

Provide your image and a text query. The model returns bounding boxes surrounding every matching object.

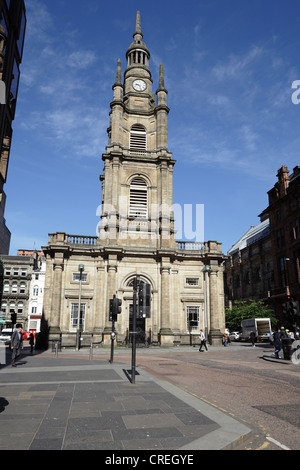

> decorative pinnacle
[115,58,122,85]
[157,64,167,93]
[159,64,164,88]
[135,11,142,35]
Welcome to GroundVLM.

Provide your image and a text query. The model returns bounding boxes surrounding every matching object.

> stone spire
[113,58,122,87]
[134,11,142,39]
[125,11,150,70]
[157,64,167,93]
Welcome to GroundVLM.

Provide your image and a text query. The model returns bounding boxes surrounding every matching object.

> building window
[186,278,199,286]
[276,228,285,249]
[1,302,7,313]
[129,177,148,219]
[20,282,25,294]
[186,306,200,330]
[3,282,9,293]
[278,257,287,287]
[11,282,17,293]
[21,269,27,276]
[5,267,11,276]
[31,307,37,314]
[9,302,15,313]
[13,268,19,276]
[17,302,23,314]
[70,303,86,330]
[130,124,146,154]
[33,286,39,296]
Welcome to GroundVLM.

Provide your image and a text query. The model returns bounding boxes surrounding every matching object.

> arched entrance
[125,276,153,346]
[129,304,145,344]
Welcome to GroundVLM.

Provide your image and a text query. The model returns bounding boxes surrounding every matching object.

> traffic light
[109,299,115,321]
[115,297,122,315]
[289,300,300,319]
[282,302,290,319]
[138,282,151,318]
[109,296,122,322]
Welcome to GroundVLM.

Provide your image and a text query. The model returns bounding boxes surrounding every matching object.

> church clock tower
[43,11,226,349]
[99,11,176,250]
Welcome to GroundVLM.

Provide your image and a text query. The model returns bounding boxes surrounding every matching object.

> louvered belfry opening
[129,177,148,219]
[130,124,146,154]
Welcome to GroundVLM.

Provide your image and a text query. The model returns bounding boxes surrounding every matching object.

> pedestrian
[199,329,208,352]
[11,325,23,367]
[223,331,229,346]
[273,328,281,359]
[250,331,256,347]
[29,332,35,353]
[280,326,288,340]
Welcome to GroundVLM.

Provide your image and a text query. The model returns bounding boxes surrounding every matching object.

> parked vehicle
[241,318,272,342]
[0,328,13,344]
[229,331,241,341]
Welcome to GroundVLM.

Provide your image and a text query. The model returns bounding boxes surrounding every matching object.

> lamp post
[76,264,84,351]
[202,265,211,341]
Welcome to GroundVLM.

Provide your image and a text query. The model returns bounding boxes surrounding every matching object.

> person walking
[11,325,23,367]
[199,329,208,352]
[273,328,281,359]
[29,332,35,353]
[250,331,256,347]
[223,331,229,346]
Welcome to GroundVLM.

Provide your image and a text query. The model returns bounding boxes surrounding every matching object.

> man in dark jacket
[11,325,23,367]
[273,328,281,359]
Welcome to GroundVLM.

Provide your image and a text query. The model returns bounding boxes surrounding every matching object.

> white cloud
[67,50,97,69]
[212,46,264,80]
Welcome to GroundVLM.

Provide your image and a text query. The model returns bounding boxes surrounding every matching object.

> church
[42,12,226,348]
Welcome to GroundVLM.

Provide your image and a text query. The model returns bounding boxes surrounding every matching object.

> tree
[225,300,277,332]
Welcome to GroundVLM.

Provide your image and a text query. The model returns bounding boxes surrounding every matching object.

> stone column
[208,267,223,346]
[49,255,64,340]
[93,259,105,337]
[103,255,117,344]
[159,258,173,344]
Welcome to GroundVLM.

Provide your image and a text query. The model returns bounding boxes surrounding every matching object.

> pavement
[0,344,255,451]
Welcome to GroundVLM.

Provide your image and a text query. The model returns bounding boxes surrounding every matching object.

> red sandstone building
[259,165,300,324]
[225,165,300,328]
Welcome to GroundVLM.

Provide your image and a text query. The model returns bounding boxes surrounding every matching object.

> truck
[241,318,272,342]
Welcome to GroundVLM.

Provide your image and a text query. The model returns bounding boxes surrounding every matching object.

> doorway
[129,304,146,344]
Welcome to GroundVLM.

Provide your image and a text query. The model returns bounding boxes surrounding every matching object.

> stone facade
[0,1,26,254]
[42,12,226,348]
[0,254,36,329]
[224,218,274,305]
[259,165,300,324]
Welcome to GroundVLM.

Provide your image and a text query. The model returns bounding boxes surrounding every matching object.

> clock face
[133,79,146,92]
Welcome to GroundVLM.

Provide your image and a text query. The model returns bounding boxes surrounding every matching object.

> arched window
[130,124,146,154]
[18,302,23,314]
[11,282,18,293]
[129,177,148,219]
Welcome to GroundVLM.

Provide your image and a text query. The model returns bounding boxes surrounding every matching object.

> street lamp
[76,264,84,351]
[202,265,211,341]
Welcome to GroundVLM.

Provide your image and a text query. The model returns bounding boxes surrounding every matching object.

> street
[1,341,300,450]
[107,341,300,450]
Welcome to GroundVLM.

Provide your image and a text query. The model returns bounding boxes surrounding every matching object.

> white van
[0,328,13,344]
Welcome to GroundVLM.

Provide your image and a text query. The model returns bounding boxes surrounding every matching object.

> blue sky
[5,0,300,255]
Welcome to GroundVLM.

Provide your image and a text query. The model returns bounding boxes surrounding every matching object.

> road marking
[266,436,291,450]
[257,441,270,450]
